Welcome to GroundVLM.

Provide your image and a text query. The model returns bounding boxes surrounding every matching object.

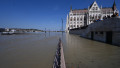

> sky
[0,0,120,31]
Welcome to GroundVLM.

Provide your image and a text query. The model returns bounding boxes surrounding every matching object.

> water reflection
[0,32,120,68]
[65,33,120,68]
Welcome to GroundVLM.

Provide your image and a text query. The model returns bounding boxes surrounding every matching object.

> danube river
[0,32,120,68]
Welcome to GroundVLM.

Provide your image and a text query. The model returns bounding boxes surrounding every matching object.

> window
[98,15,101,19]
[74,17,76,21]
[93,7,95,10]
[96,7,98,10]
[92,16,94,19]
[70,17,72,21]
[77,17,79,21]
[94,4,96,6]
[95,15,97,19]
[77,22,79,24]
[73,14,76,15]
[74,25,75,27]
[84,17,86,20]
[71,25,73,28]
[80,18,82,21]
[77,25,79,28]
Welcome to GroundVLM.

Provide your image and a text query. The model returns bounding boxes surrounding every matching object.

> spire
[101,5,102,9]
[112,0,116,11]
[70,6,72,11]
[114,0,116,6]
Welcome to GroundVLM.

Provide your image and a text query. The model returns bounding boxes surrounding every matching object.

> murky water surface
[0,32,120,68]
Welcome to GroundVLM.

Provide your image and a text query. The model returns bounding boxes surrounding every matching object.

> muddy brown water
[0,32,120,68]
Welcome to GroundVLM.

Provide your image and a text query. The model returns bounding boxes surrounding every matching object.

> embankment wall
[69,17,120,46]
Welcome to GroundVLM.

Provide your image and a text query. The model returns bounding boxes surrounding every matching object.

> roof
[90,1,95,8]
[71,7,113,14]
[72,9,88,14]
[102,8,113,12]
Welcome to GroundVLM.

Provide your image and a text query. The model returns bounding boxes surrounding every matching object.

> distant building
[66,0,119,32]
[0,28,5,32]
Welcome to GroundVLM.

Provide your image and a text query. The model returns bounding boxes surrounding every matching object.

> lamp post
[61,18,63,32]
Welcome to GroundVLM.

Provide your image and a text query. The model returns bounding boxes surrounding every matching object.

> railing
[53,38,66,68]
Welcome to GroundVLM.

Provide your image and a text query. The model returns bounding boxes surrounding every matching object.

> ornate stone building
[66,0,119,31]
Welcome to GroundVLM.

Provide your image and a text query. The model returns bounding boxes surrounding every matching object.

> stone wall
[69,16,120,46]
[112,32,120,46]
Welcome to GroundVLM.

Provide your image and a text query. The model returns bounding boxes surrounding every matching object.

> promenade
[53,38,66,68]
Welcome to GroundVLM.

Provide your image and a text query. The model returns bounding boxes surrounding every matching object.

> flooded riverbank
[64,33,120,68]
[0,32,120,68]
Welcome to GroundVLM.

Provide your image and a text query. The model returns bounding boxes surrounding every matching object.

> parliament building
[66,0,119,31]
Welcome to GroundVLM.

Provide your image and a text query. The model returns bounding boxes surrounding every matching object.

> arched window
[70,17,72,21]
[80,18,82,21]
[98,14,101,19]
[92,15,94,19]
[74,25,76,27]
[77,17,79,21]
[96,7,98,10]
[94,4,96,6]
[77,25,79,28]
[74,17,76,21]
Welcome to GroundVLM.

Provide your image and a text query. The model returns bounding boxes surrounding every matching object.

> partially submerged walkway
[53,38,66,68]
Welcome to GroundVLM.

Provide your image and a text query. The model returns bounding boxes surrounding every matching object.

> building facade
[66,0,119,32]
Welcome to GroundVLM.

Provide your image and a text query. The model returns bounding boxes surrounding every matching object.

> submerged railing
[53,38,66,68]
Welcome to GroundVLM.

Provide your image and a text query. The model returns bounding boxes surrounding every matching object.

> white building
[66,0,119,32]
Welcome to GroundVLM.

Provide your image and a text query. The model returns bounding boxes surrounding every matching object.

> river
[0,32,120,68]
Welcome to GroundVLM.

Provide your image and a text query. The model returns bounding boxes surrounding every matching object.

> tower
[112,0,119,16]
[112,0,116,11]
[66,14,69,32]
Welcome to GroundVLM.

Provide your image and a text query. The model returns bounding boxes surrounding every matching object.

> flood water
[0,32,120,68]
